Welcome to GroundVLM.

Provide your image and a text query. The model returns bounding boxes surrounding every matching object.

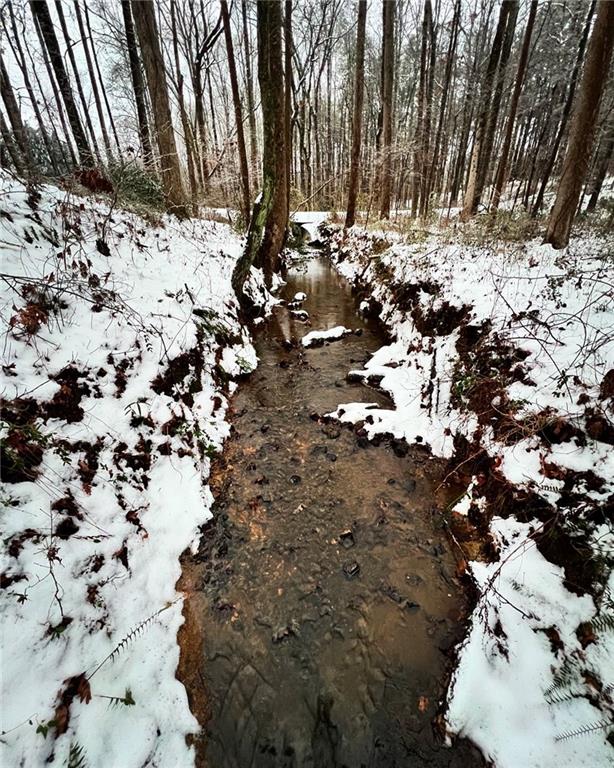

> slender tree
[130,0,188,216]
[345,0,367,229]
[30,0,94,166]
[545,0,614,248]
[462,0,514,219]
[0,52,30,166]
[221,0,251,224]
[531,0,596,216]
[492,0,538,211]
[121,1,153,166]
[54,0,102,163]
[379,0,395,218]
[242,0,258,181]
[73,0,113,161]
[586,124,614,212]
[284,0,292,220]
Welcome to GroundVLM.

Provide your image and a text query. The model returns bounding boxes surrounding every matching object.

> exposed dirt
[177,256,483,767]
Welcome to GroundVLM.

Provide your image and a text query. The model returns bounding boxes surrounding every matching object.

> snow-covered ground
[0,175,260,767]
[326,224,614,767]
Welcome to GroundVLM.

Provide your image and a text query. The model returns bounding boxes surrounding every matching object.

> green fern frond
[66,742,88,768]
[555,719,611,742]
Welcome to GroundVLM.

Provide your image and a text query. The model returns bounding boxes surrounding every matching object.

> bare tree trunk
[532,0,596,216]
[284,1,293,219]
[545,0,614,248]
[220,0,251,224]
[121,0,153,166]
[492,0,537,211]
[83,1,122,156]
[233,0,287,303]
[345,0,367,229]
[419,0,437,219]
[170,0,198,214]
[130,0,188,216]
[0,52,30,167]
[242,0,258,183]
[474,0,518,208]
[54,1,102,164]
[0,109,25,175]
[73,0,113,162]
[461,0,513,218]
[3,5,59,173]
[586,124,614,211]
[424,0,459,213]
[30,0,93,167]
[379,0,395,219]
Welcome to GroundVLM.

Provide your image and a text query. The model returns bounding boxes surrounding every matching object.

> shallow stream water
[177,255,482,768]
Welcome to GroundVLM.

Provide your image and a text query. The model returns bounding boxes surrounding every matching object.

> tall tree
[586,123,614,212]
[379,0,395,219]
[531,0,596,216]
[461,0,514,219]
[73,0,113,161]
[233,0,288,304]
[491,0,538,211]
[345,0,367,229]
[0,52,30,167]
[30,0,93,167]
[241,0,258,181]
[121,0,153,166]
[545,0,614,248]
[54,1,102,163]
[284,0,292,220]
[130,0,188,216]
[221,0,251,225]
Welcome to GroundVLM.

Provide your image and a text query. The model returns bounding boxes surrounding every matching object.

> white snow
[301,325,353,347]
[0,174,260,767]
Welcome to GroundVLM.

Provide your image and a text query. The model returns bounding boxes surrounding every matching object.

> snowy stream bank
[0,175,261,767]
[326,224,614,768]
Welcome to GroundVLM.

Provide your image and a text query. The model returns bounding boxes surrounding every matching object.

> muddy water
[177,256,482,768]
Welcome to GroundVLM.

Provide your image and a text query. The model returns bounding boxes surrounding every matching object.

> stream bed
[177,255,483,767]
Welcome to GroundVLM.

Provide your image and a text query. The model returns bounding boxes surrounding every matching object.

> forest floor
[1,173,613,768]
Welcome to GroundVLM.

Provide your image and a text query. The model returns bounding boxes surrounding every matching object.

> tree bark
[233,0,287,303]
[0,52,30,166]
[284,1,292,220]
[221,0,251,225]
[491,0,537,211]
[121,1,153,166]
[30,0,93,167]
[545,0,614,248]
[54,1,102,164]
[74,0,113,161]
[130,0,188,216]
[345,0,367,229]
[586,124,614,211]
[242,0,258,183]
[461,0,513,218]
[379,0,395,219]
[531,0,596,216]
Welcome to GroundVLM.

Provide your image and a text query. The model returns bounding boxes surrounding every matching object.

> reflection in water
[177,255,482,768]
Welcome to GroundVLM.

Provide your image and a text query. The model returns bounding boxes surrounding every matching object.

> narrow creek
[177,255,483,768]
